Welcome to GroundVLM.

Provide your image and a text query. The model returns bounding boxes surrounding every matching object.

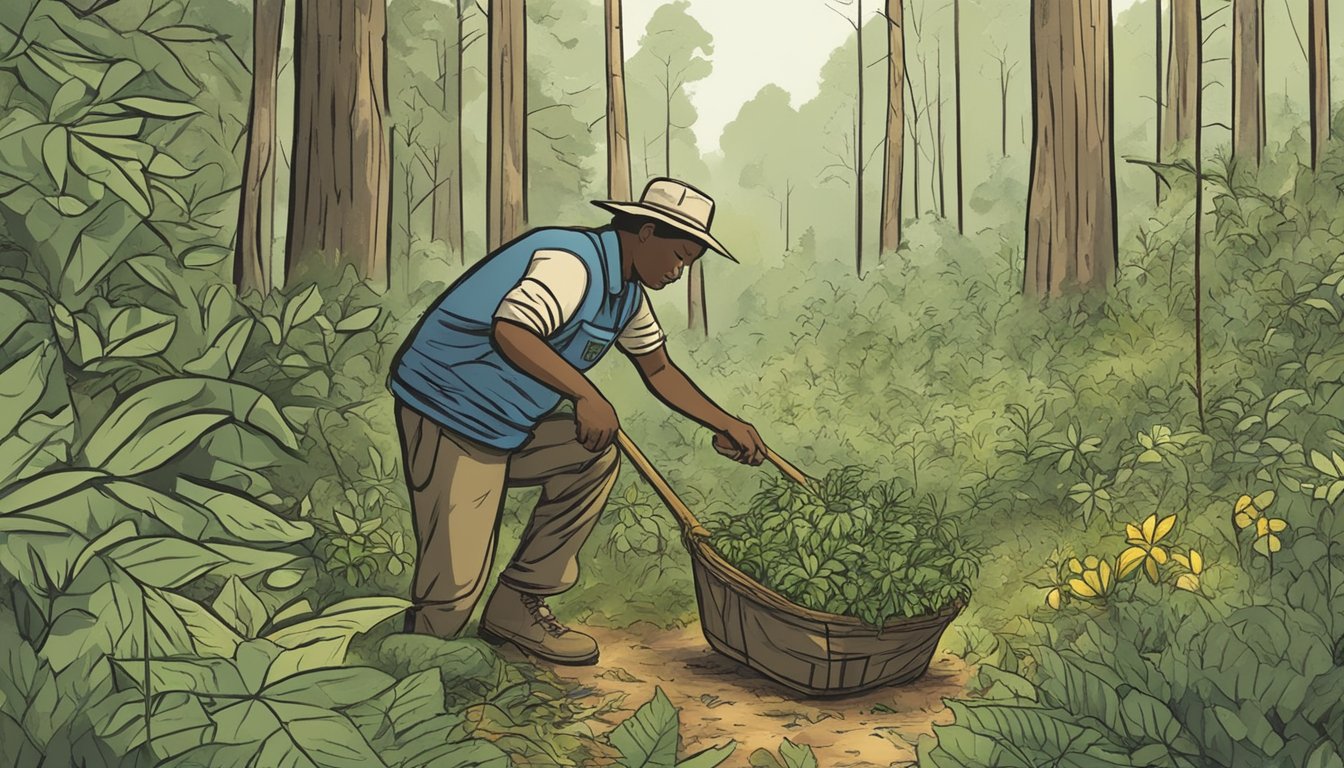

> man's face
[632,224,707,290]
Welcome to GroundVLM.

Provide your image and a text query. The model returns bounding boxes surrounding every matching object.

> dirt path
[527,622,972,767]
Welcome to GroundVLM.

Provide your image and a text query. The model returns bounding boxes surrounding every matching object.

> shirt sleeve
[617,290,667,356]
[493,249,589,338]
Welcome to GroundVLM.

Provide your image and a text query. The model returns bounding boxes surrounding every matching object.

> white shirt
[493,249,667,356]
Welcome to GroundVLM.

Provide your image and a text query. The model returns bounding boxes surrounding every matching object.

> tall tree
[628,2,712,331]
[1192,0,1205,427]
[880,0,905,252]
[990,48,1016,158]
[286,0,391,289]
[723,85,799,252]
[1024,0,1117,297]
[605,0,632,201]
[952,0,963,234]
[235,0,285,296]
[488,0,526,252]
[1310,0,1330,170]
[1164,0,1198,157]
[432,1,473,258]
[823,0,866,274]
[1154,0,1163,204]
[1231,0,1265,166]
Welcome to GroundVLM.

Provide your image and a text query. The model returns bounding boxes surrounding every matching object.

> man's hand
[712,419,767,466]
[575,395,620,452]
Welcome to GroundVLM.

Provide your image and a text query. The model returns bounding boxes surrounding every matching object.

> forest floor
[493,621,972,767]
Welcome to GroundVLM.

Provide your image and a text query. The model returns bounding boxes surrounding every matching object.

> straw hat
[591,177,738,263]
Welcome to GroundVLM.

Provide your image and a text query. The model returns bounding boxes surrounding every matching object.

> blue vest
[389,227,643,450]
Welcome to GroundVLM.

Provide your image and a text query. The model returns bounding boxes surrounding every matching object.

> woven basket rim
[688,534,966,630]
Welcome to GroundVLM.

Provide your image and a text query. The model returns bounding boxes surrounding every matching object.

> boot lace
[520,593,569,637]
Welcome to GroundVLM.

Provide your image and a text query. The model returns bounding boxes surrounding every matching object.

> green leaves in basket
[608,687,736,768]
[709,468,981,626]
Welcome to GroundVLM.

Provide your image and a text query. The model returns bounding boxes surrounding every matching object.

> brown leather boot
[477,584,599,666]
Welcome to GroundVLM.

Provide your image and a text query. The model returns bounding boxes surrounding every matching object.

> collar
[597,228,625,295]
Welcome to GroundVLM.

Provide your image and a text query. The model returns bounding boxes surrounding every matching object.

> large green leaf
[81,378,297,474]
[610,687,680,767]
[262,667,397,709]
[104,536,228,588]
[184,318,253,377]
[212,576,268,638]
[208,698,387,768]
[0,344,52,442]
[263,597,411,684]
[102,305,176,358]
[176,478,313,545]
[283,285,323,337]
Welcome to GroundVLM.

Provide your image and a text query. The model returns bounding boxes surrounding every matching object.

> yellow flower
[1172,549,1205,592]
[1118,513,1175,583]
[1046,587,1063,609]
[1234,491,1275,530]
[1067,557,1113,599]
[1252,517,1288,555]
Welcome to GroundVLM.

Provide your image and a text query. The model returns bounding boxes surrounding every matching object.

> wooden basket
[616,431,964,698]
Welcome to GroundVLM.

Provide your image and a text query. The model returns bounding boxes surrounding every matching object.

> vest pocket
[559,321,618,368]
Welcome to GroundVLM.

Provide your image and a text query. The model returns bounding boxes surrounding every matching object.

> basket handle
[615,430,710,540]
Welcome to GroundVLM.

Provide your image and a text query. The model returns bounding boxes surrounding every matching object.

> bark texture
[605,0,633,201]
[488,0,526,252]
[235,0,285,296]
[1164,0,1198,156]
[880,0,904,253]
[1024,0,1117,298]
[1310,0,1330,170]
[1231,0,1265,166]
[286,0,391,289]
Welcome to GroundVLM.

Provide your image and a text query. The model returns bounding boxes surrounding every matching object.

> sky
[622,0,1145,154]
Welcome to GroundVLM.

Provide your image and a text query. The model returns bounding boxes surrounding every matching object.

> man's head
[590,178,737,291]
[611,212,707,290]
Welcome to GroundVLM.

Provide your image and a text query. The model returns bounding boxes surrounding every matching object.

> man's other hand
[713,419,767,466]
[575,395,620,452]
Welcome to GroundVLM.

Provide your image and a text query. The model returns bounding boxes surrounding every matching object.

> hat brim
[591,200,739,263]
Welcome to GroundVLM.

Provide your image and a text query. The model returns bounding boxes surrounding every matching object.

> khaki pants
[394,401,620,638]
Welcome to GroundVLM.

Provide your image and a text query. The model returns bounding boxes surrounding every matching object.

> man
[389,177,769,665]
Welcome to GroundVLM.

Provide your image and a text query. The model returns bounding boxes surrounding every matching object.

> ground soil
[503,621,973,768]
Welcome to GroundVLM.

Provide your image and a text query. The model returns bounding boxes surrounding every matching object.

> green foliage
[748,739,820,768]
[710,467,980,626]
[608,687,735,768]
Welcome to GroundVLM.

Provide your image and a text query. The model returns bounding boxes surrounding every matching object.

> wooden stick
[615,430,709,539]
[766,447,811,487]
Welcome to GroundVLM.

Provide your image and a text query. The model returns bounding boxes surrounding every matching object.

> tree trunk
[1232,0,1265,166]
[286,0,390,290]
[605,0,633,200]
[1155,0,1163,204]
[880,0,904,253]
[855,0,864,276]
[1310,0,1330,170]
[953,0,963,234]
[664,63,673,177]
[907,40,921,217]
[1193,0,1205,427]
[1164,0,1198,157]
[432,23,464,257]
[454,2,466,260]
[785,180,792,247]
[235,0,285,296]
[999,59,1010,157]
[687,261,707,335]
[1024,0,1117,297]
[936,47,945,219]
[488,0,526,252]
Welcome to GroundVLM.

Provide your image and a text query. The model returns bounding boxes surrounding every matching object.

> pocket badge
[581,340,603,362]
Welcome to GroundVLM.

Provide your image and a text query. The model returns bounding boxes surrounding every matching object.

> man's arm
[492,319,620,453]
[628,346,767,465]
